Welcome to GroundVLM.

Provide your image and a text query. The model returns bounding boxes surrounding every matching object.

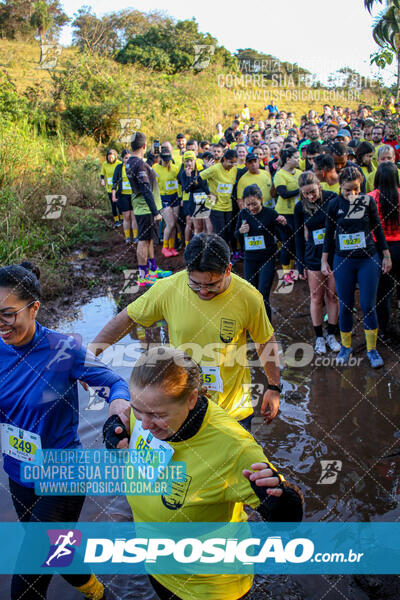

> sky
[58,0,396,86]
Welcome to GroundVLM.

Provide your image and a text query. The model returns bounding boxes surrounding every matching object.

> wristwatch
[267,383,283,393]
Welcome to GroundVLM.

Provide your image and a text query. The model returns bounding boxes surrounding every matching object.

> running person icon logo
[42,529,82,567]
[344,194,369,220]
[317,460,343,484]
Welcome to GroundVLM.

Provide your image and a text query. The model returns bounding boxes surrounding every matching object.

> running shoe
[161,248,173,257]
[315,336,326,355]
[149,267,172,278]
[367,349,384,369]
[169,248,179,256]
[136,274,156,287]
[335,346,353,365]
[113,222,122,229]
[326,334,341,352]
[125,237,132,244]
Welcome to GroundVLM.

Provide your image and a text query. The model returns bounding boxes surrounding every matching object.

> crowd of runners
[1,100,400,600]
[101,100,400,370]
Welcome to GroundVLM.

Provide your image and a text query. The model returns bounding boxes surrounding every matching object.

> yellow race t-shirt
[121,164,133,195]
[237,170,273,208]
[321,181,340,195]
[126,271,274,420]
[127,400,284,600]
[274,168,302,214]
[153,163,180,196]
[199,163,238,212]
[211,133,224,144]
[101,160,121,193]
[366,169,377,193]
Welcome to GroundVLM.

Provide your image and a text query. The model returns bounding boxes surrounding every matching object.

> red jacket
[369,189,400,242]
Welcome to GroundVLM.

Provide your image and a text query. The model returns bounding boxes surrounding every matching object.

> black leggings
[244,256,276,321]
[210,209,233,244]
[108,192,120,218]
[377,240,400,332]
[9,478,89,600]
[149,575,250,600]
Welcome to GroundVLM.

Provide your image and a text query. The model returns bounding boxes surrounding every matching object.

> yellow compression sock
[340,331,352,348]
[185,240,189,246]
[177,231,182,240]
[133,228,138,238]
[365,328,378,352]
[163,239,169,248]
[282,264,290,272]
[113,215,119,223]
[289,259,295,269]
[123,229,130,240]
[168,238,175,249]
[75,574,104,599]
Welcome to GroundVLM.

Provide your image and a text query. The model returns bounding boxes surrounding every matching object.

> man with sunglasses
[90,234,281,433]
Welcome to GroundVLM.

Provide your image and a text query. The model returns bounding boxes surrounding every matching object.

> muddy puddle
[1,291,400,599]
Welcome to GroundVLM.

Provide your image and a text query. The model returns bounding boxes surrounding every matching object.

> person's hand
[101,180,106,187]
[154,213,162,222]
[239,221,250,234]
[184,165,192,176]
[108,398,131,449]
[321,261,331,277]
[242,463,283,497]
[276,215,287,226]
[112,193,117,203]
[382,256,392,274]
[208,194,217,206]
[203,158,215,168]
[299,268,307,280]
[261,389,280,424]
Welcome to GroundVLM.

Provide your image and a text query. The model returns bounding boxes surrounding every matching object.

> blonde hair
[130,346,203,402]
[298,170,322,215]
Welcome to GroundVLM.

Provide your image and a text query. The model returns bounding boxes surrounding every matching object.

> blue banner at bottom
[1,522,400,574]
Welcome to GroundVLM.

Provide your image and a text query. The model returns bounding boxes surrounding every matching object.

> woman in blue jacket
[0,262,130,600]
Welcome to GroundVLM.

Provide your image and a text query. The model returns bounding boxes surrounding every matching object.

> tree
[30,1,52,47]
[0,0,68,41]
[365,0,400,97]
[116,18,237,74]
[71,6,116,55]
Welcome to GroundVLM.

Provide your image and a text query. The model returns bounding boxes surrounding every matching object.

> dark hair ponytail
[374,161,400,227]
[0,262,42,302]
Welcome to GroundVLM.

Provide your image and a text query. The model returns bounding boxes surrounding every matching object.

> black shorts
[136,214,154,241]
[161,193,180,209]
[117,194,133,212]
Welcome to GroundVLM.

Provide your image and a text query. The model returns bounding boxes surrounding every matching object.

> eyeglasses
[187,276,225,292]
[0,301,35,326]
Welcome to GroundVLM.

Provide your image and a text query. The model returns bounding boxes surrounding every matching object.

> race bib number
[200,366,223,393]
[129,417,174,463]
[1,424,42,463]
[107,177,113,186]
[165,180,178,191]
[194,192,208,204]
[244,235,266,251]
[216,183,233,194]
[312,228,325,245]
[338,232,366,250]
[122,180,132,191]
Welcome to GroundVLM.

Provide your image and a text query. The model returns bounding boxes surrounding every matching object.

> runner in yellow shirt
[237,153,273,209]
[211,122,224,144]
[199,149,238,243]
[153,145,181,258]
[100,149,122,228]
[171,133,186,167]
[111,149,139,243]
[274,147,302,272]
[118,345,303,600]
[91,233,282,428]
[313,154,340,194]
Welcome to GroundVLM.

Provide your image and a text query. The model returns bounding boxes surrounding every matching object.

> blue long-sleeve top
[0,322,130,485]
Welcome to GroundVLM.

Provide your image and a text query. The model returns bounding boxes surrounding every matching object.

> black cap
[245,153,258,162]
[176,133,185,139]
